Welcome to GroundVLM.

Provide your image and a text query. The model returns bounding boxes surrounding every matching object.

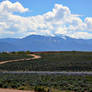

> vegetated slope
[0,52,33,61]
[0,73,92,92]
[0,51,92,71]
[0,35,92,52]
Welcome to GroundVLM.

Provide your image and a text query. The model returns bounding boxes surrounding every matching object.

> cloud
[44,4,71,22]
[85,17,92,31]
[69,32,92,39]
[0,1,92,39]
[0,0,29,13]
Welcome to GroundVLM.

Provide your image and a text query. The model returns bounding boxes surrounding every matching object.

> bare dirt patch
[0,88,34,92]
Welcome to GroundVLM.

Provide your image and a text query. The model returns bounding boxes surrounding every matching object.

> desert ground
[0,88,34,92]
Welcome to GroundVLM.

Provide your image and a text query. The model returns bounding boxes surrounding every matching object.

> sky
[0,0,92,39]
[7,0,92,17]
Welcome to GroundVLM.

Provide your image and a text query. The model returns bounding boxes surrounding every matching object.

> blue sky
[6,0,92,17]
[0,0,92,39]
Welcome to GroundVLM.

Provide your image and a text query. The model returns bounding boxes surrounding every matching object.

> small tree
[25,51,31,54]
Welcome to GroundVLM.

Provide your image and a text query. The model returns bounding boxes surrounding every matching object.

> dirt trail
[0,88,34,92]
[0,54,41,65]
[29,54,41,59]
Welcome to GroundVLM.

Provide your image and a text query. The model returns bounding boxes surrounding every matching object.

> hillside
[0,51,92,71]
[0,51,92,92]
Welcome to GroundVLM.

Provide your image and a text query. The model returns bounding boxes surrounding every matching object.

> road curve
[0,54,41,65]
[2,71,92,75]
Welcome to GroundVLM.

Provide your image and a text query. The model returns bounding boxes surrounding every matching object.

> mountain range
[0,35,92,52]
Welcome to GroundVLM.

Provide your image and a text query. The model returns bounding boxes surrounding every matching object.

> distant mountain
[0,35,92,52]
[0,41,20,52]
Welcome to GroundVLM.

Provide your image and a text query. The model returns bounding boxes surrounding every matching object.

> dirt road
[29,54,41,59]
[0,54,41,64]
[2,71,92,75]
[0,88,34,92]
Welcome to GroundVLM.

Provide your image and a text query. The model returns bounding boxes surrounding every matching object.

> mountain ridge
[0,35,92,52]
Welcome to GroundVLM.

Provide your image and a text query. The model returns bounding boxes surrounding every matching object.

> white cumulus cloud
[0,0,92,39]
[0,0,29,13]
